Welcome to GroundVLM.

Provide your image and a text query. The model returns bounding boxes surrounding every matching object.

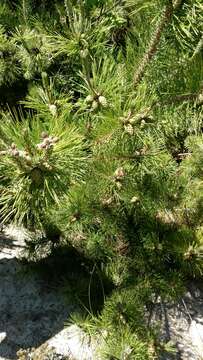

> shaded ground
[0,231,75,359]
[149,282,203,360]
[0,227,203,359]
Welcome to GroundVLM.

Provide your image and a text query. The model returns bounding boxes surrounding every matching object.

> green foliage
[0,26,21,85]
[0,0,202,358]
[172,0,203,58]
[0,110,86,228]
[12,27,52,80]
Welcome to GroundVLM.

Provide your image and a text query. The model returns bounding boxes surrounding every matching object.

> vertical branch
[173,0,183,9]
[64,0,73,18]
[191,35,203,60]
[22,0,29,26]
[79,0,85,21]
[64,0,74,32]
[133,4,173,87]
[133,0,184,88]
[81,56,97,96]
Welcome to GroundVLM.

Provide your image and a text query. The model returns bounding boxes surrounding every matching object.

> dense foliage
[0,0,202,358]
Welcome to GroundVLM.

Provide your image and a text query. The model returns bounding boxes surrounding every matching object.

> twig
[64,0,74,32]
[94,151,162,162]
[173,0,183,9]
[191,35,203,60]
[134,4,173,87]
[96,264,105,305]
[153,93,200,107]
[88,263,96,314]
[133,0,184,87]
[95,0,120,21]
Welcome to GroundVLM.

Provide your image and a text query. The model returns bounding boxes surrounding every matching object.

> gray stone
[1,225,203,360]
[0,225,75,359]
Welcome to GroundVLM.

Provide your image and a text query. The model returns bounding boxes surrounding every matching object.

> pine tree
[0,0,202,358]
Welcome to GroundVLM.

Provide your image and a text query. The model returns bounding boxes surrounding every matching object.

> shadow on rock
[0,234,75,359]
[149,281,203,360]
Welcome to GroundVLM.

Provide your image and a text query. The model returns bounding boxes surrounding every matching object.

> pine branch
[133,0,184,87]
[79,0,85,22]
[95,1,120,21]
[155,93,201,106]
[173,0,183,9]
[64,0,74,31]
[22,0,28,25]
[191,35,203,60]
[133,4,173,87]
[94,151,162,162]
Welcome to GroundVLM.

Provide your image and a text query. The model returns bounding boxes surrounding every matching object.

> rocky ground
[0,225,203,360]
[0,226,75,359]
[150,284,203,359]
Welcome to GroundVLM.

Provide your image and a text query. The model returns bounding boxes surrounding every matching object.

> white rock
[0,332,6,343]
[1,224,30,259]
[189,320,203,358]
[4,224,30,245]
[48,325,98,360]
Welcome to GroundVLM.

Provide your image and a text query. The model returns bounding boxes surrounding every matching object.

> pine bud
[98,95,108,108]
[102,197,113,206]
[41,132,48,139]
[116,181,122,189]
[128,117,136,125]
[70,216,77,223]
[184,246,195,260]
[52,136,59,143]
[91,100,98,111]
[124,124,134,135]
[44,162,53,170]
[37,143,44,150]
[44,138,50,145]
[11,143,16,150]
[130,196,139,204]
[25,155,32,163]
[49,104,57,117]
[156,210,175,225]
[198,93,203,104]
[80,49,89,59]
[85,95,94,104]
[120,116,128,125]
[114,167,125,179]
[140,119,146,128]
[60,16,66,25]
[140,146,148,155]
[12,149,19,157]
[102,330,108,338]
[19,150,25,157]
[119,313,127,324]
